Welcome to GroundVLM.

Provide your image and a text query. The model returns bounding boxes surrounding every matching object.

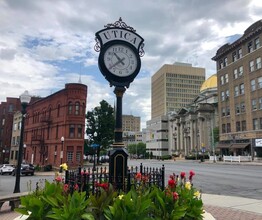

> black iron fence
[64,163,165,197]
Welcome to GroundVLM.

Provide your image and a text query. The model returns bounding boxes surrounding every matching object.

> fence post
[140,163,143,174]
[65,170,69,184]
[161,164,165,191]
[127,169,131,192]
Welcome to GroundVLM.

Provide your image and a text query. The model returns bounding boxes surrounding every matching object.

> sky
[0,0,262,129]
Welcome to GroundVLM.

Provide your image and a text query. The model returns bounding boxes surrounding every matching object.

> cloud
[0,0,261,129]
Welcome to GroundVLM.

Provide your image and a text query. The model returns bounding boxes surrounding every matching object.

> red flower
[169,175,174,180]
[180,172,186,179]
[168,179,176,189]
[173,192,179,200]
[100,183,109,190]
[135,172,142,180]
[189,170,195,181]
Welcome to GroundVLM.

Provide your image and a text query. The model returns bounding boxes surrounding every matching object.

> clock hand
[109,57,125,69]
[114,53,125,65]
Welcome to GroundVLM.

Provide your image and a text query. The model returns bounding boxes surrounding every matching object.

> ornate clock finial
[104,18,136,33]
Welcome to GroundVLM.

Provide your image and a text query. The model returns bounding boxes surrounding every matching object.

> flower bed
[15,168,204,219]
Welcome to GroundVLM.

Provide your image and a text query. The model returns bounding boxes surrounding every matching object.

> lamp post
[2,149,5,164]
[93,131,97,171]
[23,144,26,161]
[14,90,31,193]
[60,136,64,165]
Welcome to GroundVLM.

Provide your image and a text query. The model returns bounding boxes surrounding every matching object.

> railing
[223,155,252,162]
[209,156,217,162]
[64,163,165,198]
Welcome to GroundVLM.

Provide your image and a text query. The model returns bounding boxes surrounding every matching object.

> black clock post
[95,18,144,190]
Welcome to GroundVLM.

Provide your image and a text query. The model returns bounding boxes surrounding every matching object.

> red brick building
[0,98,21,163]
[24,83,87,168]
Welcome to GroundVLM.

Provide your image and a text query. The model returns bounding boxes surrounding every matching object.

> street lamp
[2,149,5,164]
[60,136,64,165]
[14,90,31,193]
[93,132,97,171]
[23,144,26,161]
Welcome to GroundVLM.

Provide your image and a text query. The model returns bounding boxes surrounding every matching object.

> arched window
[68,102,73,114]
[57,104,60,117]
[75,102,80,115]
[82,102,86,115]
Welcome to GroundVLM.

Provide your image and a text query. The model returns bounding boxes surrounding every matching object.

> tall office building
[122,114,140,132]
[212,20,262,157]
[151,62,205,119]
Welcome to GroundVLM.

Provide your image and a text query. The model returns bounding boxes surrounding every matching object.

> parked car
[12,163,35,176]
[0,164,15,175]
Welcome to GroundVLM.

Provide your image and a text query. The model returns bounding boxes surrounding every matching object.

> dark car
[13,163,35,176]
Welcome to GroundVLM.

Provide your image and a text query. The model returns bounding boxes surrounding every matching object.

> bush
[44,164,52,171]
[161,155,172,160]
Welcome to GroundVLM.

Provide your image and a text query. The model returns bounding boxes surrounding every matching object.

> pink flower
[135,172,142,180]
[55,176,62,182]
[74,184,79,191]
[173,192,179,200]
[63,184,69,192]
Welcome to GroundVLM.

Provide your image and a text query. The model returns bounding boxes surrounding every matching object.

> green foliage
[15,171,204,220]
[127,142,146,156]
[86,100,115,161]
[213,127,219,143]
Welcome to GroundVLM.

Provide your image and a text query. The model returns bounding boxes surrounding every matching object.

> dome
[200,74,217,92]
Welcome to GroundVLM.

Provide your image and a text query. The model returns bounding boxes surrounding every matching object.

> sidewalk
[1,193,262,220]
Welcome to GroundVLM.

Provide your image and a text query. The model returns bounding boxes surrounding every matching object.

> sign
[91,144,99,148]
[255,139,262,147]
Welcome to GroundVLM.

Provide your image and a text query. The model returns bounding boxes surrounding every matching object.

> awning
[230,143,250,149]
[216,143,231,149]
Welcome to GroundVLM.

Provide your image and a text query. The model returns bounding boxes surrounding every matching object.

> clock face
[103,44,138,77]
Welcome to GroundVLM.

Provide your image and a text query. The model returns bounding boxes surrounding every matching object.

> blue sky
[0,0,261,129]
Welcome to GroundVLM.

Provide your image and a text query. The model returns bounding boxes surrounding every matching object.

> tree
[86,100,115,164]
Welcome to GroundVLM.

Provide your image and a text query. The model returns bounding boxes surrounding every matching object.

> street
[0,160,261,200]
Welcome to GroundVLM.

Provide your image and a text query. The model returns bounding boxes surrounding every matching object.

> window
[222,124,226,133]
[233,69,238,79]
[224,57,228,66]
[220,75,224,85]
[222,108,226,117]
[241,121,246,131]
[252,99,257,110]
[67,151,73,162]
[68,102,73,114]
[225,73,228,83]
[75,102,80,115]
[259,97,262,109]
[13,123,17,131]
[82,103,85,115]
[250,60,255,72]
[241,102,246,113]
[235,104,240,114]
[226,123,231,132]
[239,83,245,95]
[77,125,82,138]
[57,104,60,117]
[8,104,14,112]
[225,90,229,99]
[76,151,81,162]
[236,121,241,132]
[255,38,260,49]
[219,60,224,69]
[256,57,261,69]
[239,66,243,76]
[226,106,230,116]
[221,91,225,101]
[251,79,256,91]
[248,41,253,53]
[238,48,242,58]
[253,118,259,130]
[69,124,75,138]
[258,77,262,89]
[232,52,237,62]
[234,86,239,96]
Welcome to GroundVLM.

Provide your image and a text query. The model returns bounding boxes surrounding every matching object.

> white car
[0,164,15,175]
